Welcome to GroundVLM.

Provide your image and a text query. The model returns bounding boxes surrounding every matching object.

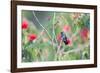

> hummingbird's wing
[61,32,68,45]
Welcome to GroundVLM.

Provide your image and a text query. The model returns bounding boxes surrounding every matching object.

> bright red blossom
[80,27,89,40]
[63,25,71,32]
[22,20,28,29]
[28,34,37,42]
[66,39,71,45]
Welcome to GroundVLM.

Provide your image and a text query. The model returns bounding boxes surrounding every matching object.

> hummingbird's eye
[61,32,64,35]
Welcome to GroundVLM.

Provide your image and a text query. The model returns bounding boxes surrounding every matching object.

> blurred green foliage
[21,10,90,62]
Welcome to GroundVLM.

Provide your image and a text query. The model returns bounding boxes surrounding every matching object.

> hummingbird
[61,32,70,45]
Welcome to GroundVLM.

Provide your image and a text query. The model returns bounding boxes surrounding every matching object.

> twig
[57,40,62,54]
[33,11,52,40]
[56,40,63,60]
[64,43,89,55]
[52,12,58,44]
[60,13,68,25]
[33,11,58,51]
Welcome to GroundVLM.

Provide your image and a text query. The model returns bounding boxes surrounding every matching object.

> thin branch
[60,13,68,25]
[33,11,52,40]
[57,40,63,54]
[64,42,89,55]
[52,12,58,44]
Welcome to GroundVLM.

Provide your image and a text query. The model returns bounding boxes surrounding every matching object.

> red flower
[66,38,72,46]
[66,39,70,45]
[28,34,37,42]
[63,25,71,32]
[22,20,28,29]
[80,27,89,40]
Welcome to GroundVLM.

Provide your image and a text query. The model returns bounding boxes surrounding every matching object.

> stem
[60,13,68,25]
[33,11,52,40]
[55,40,63,61]
[64,42,89,55]
[52,12,58,44]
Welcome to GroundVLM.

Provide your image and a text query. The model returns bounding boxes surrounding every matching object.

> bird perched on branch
[61,32,70,45]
